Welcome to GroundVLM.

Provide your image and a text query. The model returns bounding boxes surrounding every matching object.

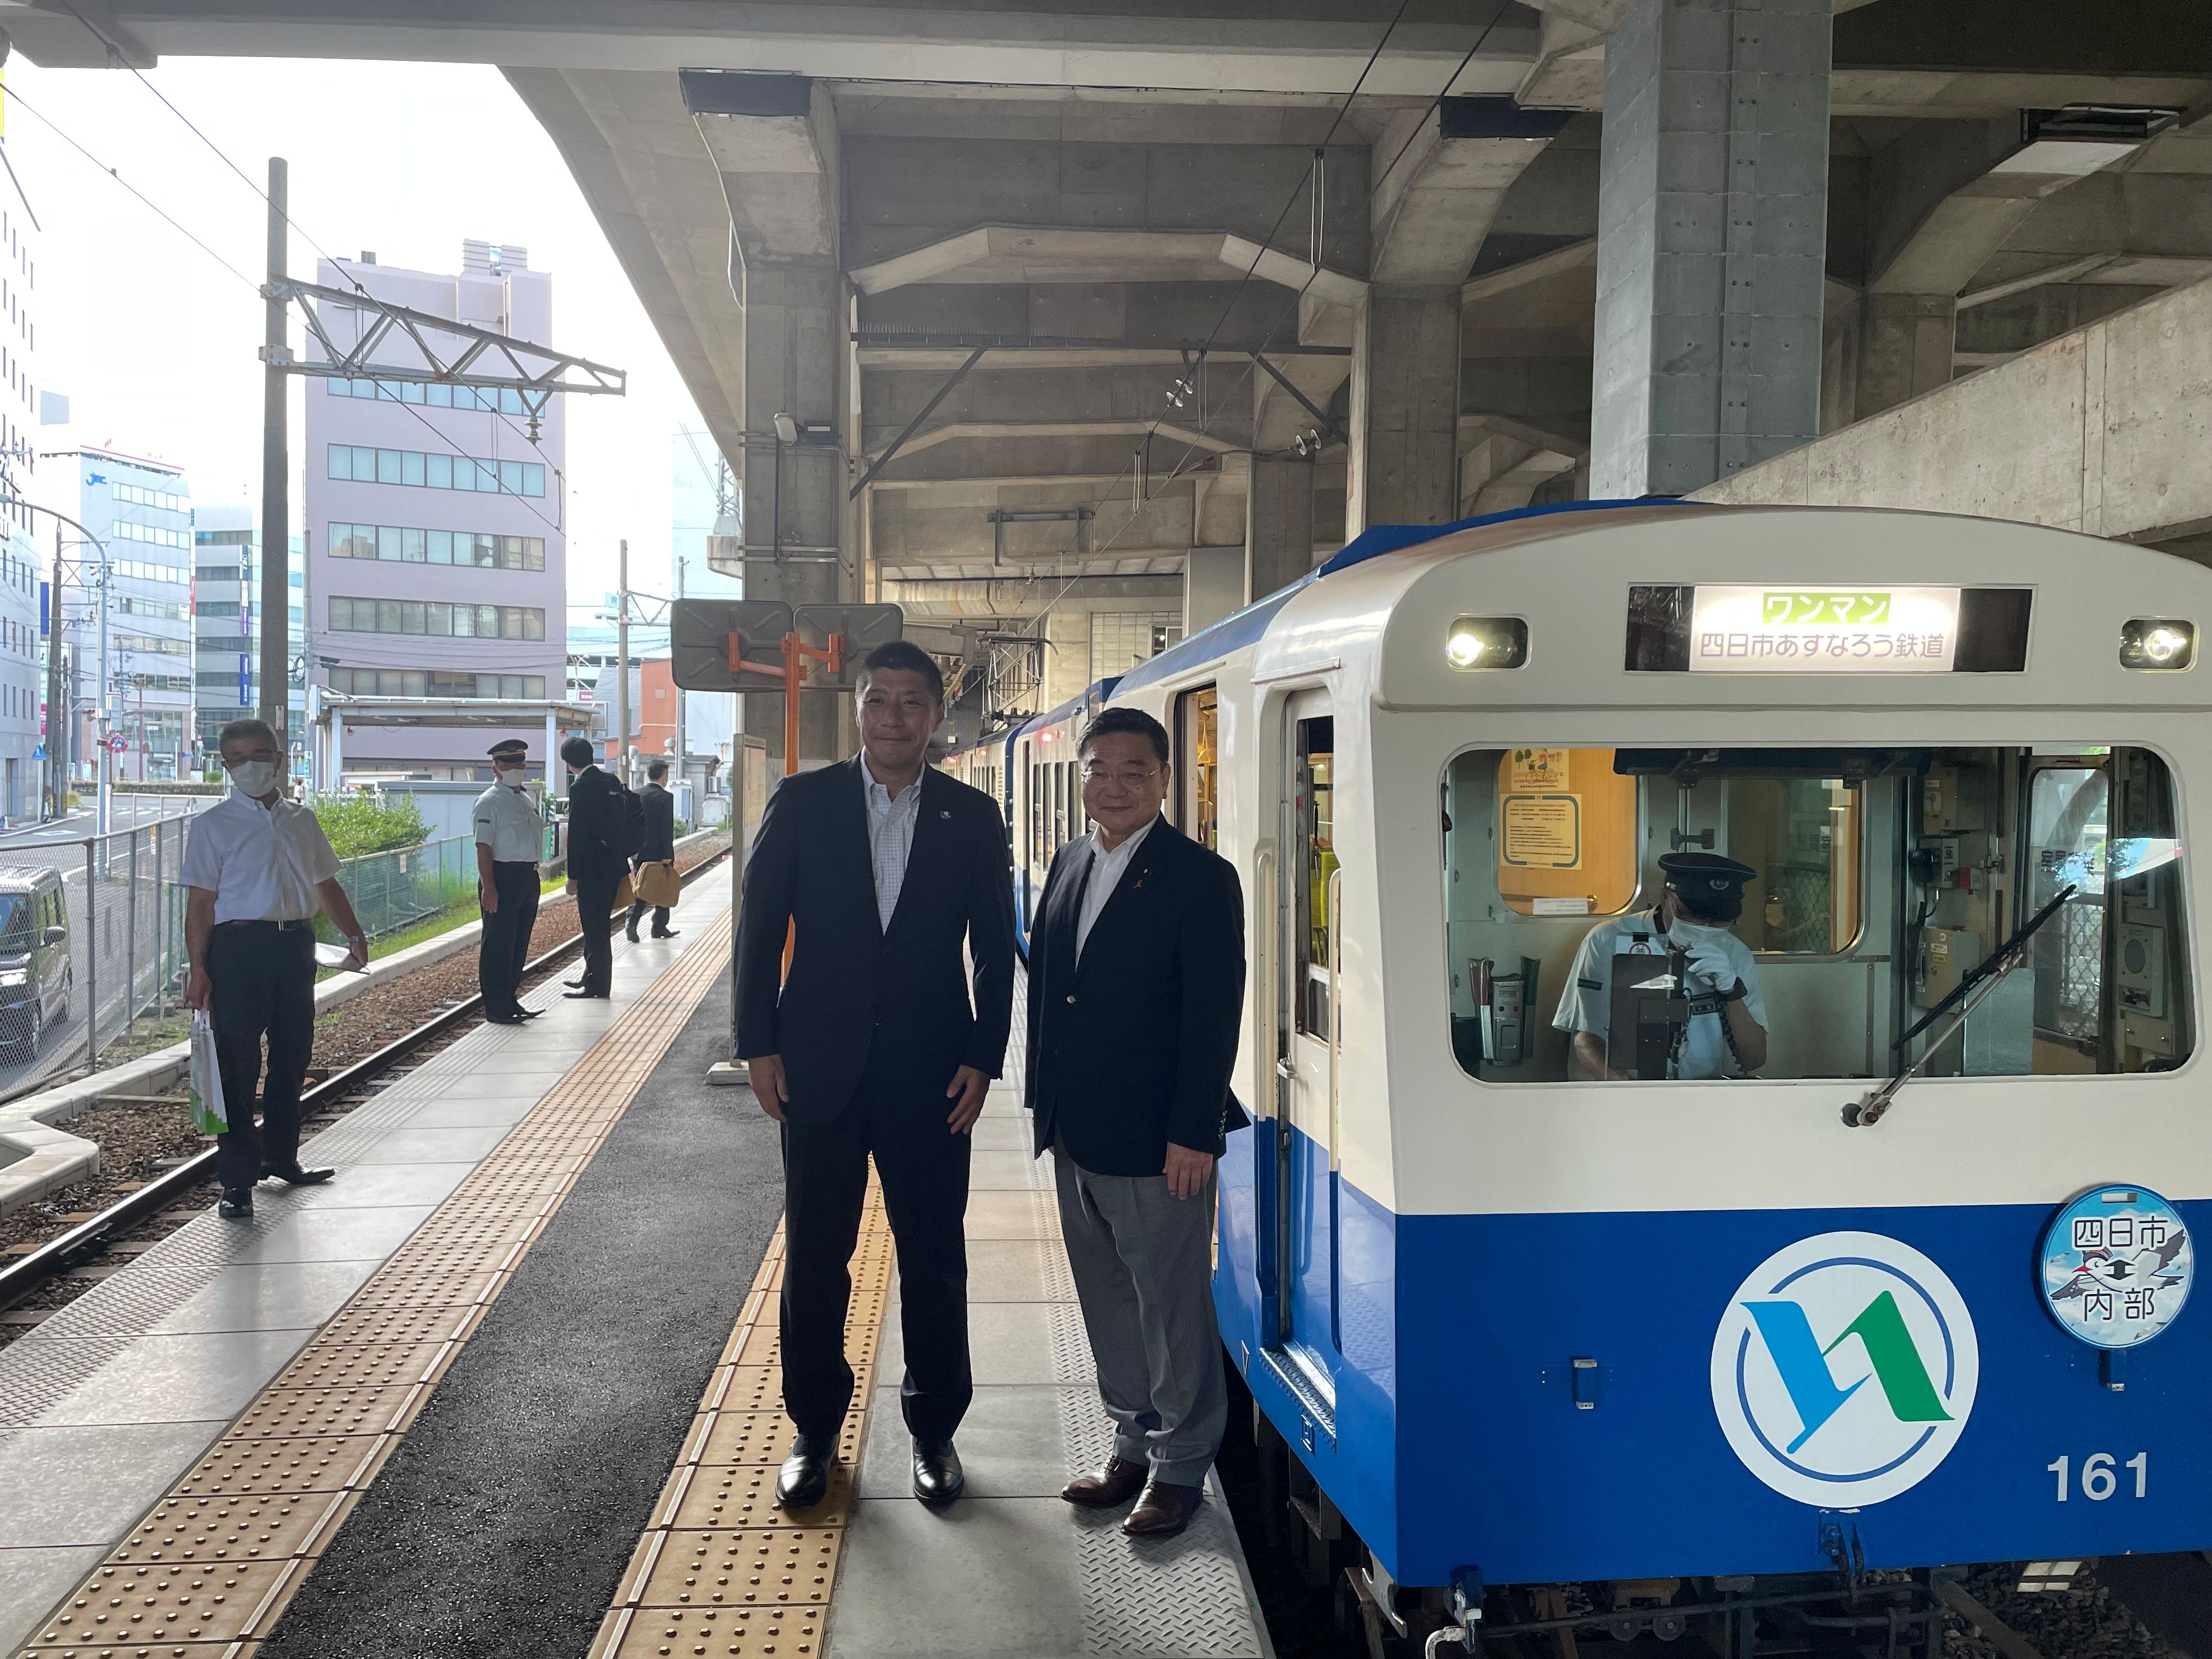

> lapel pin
[939,809,951,820]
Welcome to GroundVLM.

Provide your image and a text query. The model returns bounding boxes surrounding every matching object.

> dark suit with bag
[1025,815,1246,1483]
[629,780,679,936]
[565,764,630,996]
[735,758,1016,1440]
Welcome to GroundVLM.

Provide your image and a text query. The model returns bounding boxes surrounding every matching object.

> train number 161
[2047,1452,2148,1501]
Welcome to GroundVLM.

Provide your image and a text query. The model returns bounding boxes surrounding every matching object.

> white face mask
[1665,913,1734,947]
[496,765,527,789]
[227,759,280,796]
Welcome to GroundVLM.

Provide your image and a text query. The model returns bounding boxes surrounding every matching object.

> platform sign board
[671,600,794,692]
[793,605,904,687]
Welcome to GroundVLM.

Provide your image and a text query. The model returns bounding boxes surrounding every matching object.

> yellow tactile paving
[12,925,732,1659]
[588,1186,901,1659]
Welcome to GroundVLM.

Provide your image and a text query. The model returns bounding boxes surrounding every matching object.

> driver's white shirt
[1551,910,1765,1079]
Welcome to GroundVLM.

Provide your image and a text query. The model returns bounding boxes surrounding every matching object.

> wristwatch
[1717,979,1747,1003]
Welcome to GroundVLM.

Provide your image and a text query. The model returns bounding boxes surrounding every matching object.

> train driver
[1553,852,1770,1080]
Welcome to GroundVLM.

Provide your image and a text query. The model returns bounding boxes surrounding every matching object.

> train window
[1178,686,1219,850]
[1295,718,1336,1038]
[1440,744,2191,1085]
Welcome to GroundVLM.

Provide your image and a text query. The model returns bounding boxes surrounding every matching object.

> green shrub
[311,789,429,859]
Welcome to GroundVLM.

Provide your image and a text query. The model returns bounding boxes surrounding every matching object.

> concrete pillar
[1346,289,1462,537]
[1854,292,1957,414]
[1589,0,1832,499]
[1183,545,1245,634]
[1245,455,1317,602]
[1042,609,1091,708]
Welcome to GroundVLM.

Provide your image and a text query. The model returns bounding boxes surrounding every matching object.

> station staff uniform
[1552,913,1767,1079]
[180,787,345,1193]
[473,740,545,1023]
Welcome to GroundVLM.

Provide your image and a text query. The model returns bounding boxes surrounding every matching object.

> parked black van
[0,868,71,1054]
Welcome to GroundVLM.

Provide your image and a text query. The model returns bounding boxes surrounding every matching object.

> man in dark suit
[560,736,629,1000]
[1026,706,1245,1539]
[627,757,680,943]
[735,640,1016,1513]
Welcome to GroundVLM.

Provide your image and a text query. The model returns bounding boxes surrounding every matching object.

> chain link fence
[0,811,197,1105]
[329,833,479,944]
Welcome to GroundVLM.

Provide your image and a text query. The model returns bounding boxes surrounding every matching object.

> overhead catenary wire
[40,1,578,505]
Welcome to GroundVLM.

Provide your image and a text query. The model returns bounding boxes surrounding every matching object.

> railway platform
[0,882,1270,1657]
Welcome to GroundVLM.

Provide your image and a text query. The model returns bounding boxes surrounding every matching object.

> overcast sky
[3,54,710,614]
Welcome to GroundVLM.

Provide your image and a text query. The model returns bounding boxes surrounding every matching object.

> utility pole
[615,538,630,785]
[95,556,110,836]
[673,554,686,792]
[258,156,290,749]
[44,522,62,820]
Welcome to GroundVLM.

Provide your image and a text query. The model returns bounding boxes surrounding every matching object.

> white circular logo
[1711,1231,1978,1506]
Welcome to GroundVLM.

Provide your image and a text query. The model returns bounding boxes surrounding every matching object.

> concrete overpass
[12,0,2211,746]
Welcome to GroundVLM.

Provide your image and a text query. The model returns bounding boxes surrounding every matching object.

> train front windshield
[1441,746,2191,1084]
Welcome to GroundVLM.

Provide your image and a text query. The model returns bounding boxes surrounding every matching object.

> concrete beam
[848,227,1364,306]
[1694,273,2212,549]
[506,68,747,466]
[1369,101,1573,286]
[876,420,1242,463]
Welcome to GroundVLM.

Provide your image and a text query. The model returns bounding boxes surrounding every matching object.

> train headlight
[2119,618,2196,672]
[1444,616,1528,670]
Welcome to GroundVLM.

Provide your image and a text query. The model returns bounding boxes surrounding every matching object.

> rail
[0,843,730,1313]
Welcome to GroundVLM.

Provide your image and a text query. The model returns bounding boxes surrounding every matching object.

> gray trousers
[1052,1147,1228,1487]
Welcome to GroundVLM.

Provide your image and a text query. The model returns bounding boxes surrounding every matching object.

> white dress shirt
[1076,817,1155,961]
[472,781,546,863]
[864,766,924,932]
[180,789,343,924]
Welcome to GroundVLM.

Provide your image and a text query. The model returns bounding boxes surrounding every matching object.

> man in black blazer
[1025,706,1246,1539]
[627,757,679,942]
[735,640,1016,1513]
[561,736,630,999]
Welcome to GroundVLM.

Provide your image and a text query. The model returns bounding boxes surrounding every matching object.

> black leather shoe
[652,928,680,939]
[218,1188,254,1219]
[260,1164,335,1187]
[912,1438,964,1506]
[775,1435,833,1510]
[485,1010,526,1025]
[562,988,608,1000]
[518,1007,544,1019]
[625,923,640,943]
[563,975,586,989]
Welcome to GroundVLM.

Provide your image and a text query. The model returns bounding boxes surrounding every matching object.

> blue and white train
[955,499,2210,1654]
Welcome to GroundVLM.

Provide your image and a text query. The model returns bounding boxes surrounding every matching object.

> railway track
[0,847,730,1325]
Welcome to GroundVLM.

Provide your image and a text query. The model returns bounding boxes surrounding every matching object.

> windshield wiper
[1844,883,2078,1128]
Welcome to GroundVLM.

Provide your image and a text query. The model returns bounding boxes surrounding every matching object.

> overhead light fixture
[2119,617,2196,672]
[1444,616,1528,670]
[772,412,798,445]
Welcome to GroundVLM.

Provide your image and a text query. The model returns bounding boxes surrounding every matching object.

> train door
[1276,692,1339,1402]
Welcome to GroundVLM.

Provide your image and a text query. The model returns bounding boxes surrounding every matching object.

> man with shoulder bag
[628,757,681,941]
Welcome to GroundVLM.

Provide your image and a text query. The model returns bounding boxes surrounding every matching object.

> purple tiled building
[305,240,566,783]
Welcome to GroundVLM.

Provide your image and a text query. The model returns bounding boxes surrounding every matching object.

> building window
[326,523,545,570]
[329,596,546,640]
[325,443,546,498]
[111,482,185,512]
[110,520,191,550]
[326,666,547,699]
[328,377,537,416]
[194,529,254,547]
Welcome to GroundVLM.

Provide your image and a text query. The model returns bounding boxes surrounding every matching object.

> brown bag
[611,874,634,912]
[637,859,681,907]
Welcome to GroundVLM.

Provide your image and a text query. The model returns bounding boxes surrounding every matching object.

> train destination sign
[1688,586,1963,673]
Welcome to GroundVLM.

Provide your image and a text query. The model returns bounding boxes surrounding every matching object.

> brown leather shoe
[1122,1477,1204,1537]
[1061,1455,1147,1509]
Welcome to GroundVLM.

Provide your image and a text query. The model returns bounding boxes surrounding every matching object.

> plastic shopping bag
[189,1009,228,1136]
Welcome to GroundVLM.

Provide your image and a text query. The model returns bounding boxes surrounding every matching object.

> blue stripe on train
[1216,1119,2212,1588]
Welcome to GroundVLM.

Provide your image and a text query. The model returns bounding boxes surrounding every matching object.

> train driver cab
[1441,743,2190,1086]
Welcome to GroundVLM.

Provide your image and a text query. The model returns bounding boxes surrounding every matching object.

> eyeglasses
[1079,763,1160,788]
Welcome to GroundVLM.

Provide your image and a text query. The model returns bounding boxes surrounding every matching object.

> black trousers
[628,896,672,936]
[207,923,315,1192]
[574,871,620,994]
[478,862,540,1016]
[780,1044,973,1441]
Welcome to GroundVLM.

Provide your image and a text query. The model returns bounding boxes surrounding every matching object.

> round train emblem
[1711,1232,1978,1506]
[2040,1185,2191,1350]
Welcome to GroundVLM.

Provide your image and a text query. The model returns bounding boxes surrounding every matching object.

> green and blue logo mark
[1712,1233,1978,1506]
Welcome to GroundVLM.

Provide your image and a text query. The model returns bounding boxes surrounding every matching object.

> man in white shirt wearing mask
[1553,851,1770,1080]
[182,719,369,1218]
